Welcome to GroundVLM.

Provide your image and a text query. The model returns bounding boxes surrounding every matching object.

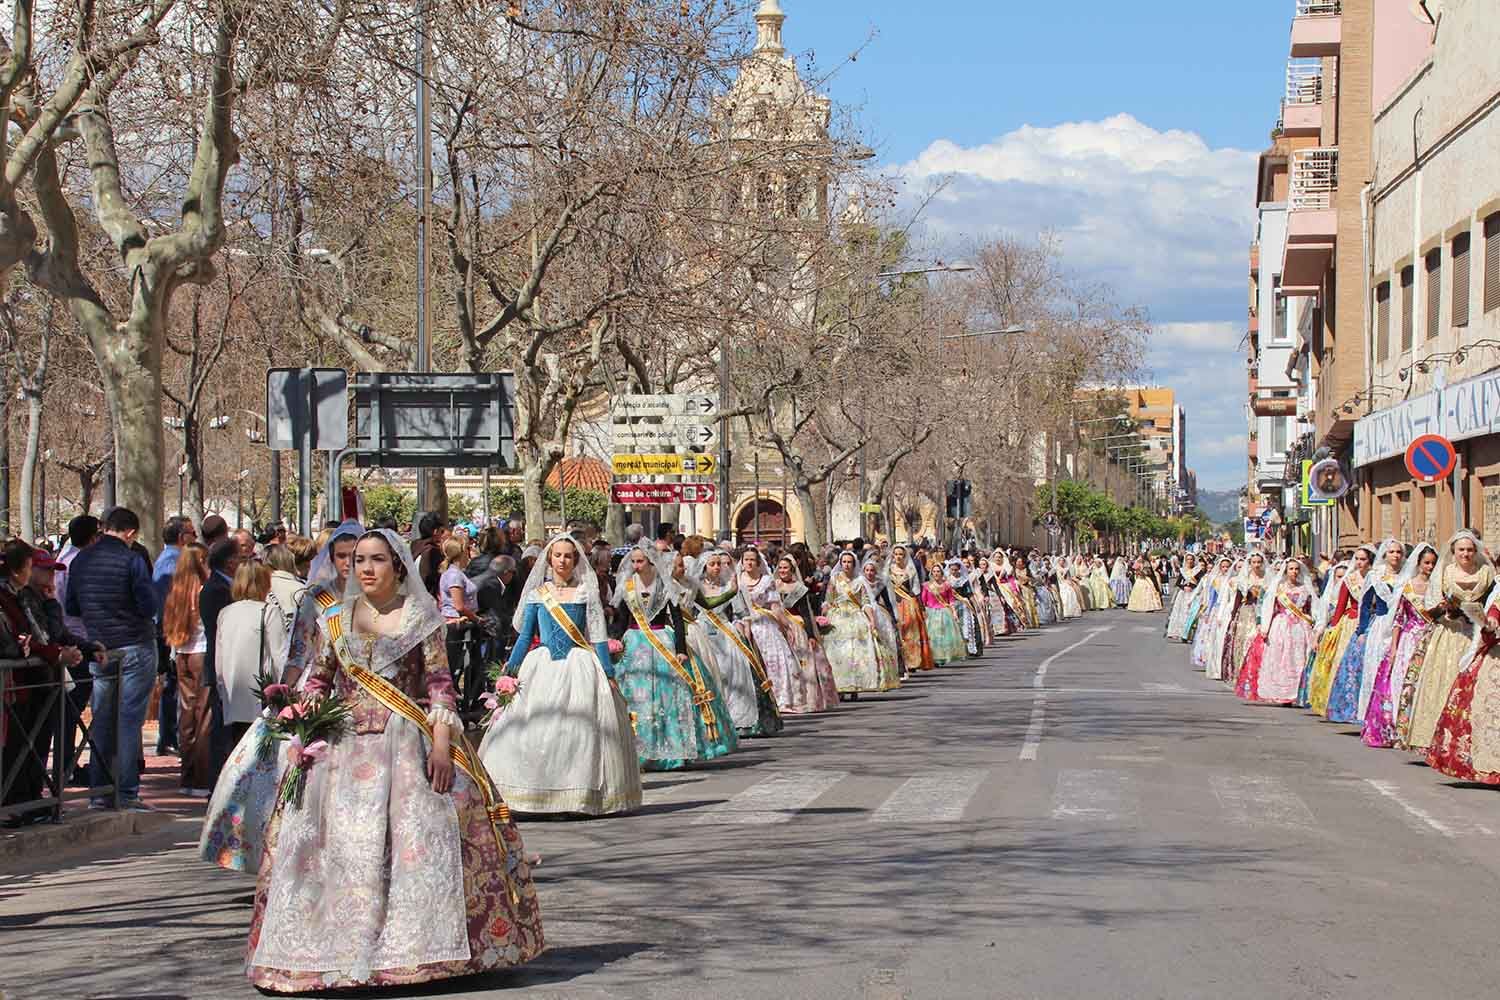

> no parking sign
[1404,434,1457,484]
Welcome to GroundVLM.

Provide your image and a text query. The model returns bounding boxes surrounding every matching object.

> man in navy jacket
[65,507,158,810]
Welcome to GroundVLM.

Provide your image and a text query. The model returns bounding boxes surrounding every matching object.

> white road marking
[872,769,990,824]
[1141,682,1188,693]
[1132,625,1159,634]
[1051,769,1136,822]
[1362,779,1456,837]
[1020,627,1111,761]
[1210,774,1317,829]
[689,769,847,825]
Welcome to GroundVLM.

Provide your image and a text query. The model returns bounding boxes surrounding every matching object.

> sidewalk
[0,724,207,871]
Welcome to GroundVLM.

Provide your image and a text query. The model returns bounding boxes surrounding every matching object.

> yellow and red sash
[326,606,518,903]
[699,601,777,700]
[626,579,722,740]
[1275,592,1315,627]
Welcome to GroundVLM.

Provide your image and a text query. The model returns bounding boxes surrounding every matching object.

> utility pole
[414,3,434,514]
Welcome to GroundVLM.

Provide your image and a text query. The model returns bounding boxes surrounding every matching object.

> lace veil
[613,541,679,621]
[336,529,446,678]
[307,518,364,589]
[512,532,608,643]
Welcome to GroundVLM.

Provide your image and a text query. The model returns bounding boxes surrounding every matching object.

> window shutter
[1375,281,1391,362]
[1426,250,1441,341]
[1485,214,1500,314]
[1400,265,1415,353]
[1454,231,1471,327]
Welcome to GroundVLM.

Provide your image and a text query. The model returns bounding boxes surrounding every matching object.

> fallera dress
[822,574,898,694]
[1243,585,1316,705]
[887,563,936,672]
[247,609,543,992]
[1398,565,1494,750]
[1127,569,1163,613]
[1324,574,1396,723]
[1189,580,1227,671]
[777,584,843,710]
[740,573,830,714]
[1362,586,1437,748]
[477,588,642,815]
[921,580,967,664]
[1164,570,1200,639]
[1303,577,1363,714]
[687,586,784,738]
[861,577,905,688]
[1088,565,1113,610]
[1109,561,1132,607]
[1426,600,1500,782]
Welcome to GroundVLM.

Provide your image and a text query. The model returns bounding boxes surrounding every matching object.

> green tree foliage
[363,485,417,527]
[486,486,608,530]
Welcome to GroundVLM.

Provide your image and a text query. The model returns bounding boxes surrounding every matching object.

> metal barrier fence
[0,651,123,824]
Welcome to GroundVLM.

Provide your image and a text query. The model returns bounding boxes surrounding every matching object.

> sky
[777,1,1294,491]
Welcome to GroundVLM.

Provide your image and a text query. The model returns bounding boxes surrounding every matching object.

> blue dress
[1325,585,1390,723]
[612,593,738,771]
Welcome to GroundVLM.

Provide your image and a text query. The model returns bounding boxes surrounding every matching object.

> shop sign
[1355,369,1500,467]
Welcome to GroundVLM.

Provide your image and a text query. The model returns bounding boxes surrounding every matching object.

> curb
[0,809,173,872]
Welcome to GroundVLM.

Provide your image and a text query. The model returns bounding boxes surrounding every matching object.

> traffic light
[945,479,973,519]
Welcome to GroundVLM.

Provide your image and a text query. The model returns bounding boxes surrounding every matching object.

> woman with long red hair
[161,542,212,795]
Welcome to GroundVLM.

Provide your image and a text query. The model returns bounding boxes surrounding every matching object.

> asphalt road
[7,608,1500,1000]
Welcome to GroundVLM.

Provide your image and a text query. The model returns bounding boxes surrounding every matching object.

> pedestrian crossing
[661,763,1500,839]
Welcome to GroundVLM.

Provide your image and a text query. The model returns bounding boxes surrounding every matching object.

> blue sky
[777,1,1294,490]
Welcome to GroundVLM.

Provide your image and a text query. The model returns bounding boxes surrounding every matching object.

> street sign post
[858,502,882,515]
[266,368,349,535]
[610,394,717,419]
[1405,434,1457,484]
[611,453,718,476]
[610,482,718,505]
[611,423,719,449]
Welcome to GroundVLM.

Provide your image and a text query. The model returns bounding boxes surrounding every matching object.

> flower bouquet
[480,675,522,727]
[814,615,834,636]
[253,670,297,761]
[607,638,625,662]
[267,692,353,809]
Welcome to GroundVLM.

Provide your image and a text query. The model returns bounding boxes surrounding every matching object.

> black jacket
[199,573,234,693]
[63,535,155,649]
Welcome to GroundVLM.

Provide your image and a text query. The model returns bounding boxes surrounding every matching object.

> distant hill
[1194,488,1242,524]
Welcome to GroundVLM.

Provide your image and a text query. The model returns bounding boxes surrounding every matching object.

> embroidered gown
[247,623,543,992]
[740,574,830,714]
[1324,577,1394,723]
[1361,586,1437,747]
[823,575,899,694]
[1426,603,1500,782]
[921,580,967,664]
[862,579,905,688]
[611,584,738,771]
[1245,586,1316,704]
[1165,570,1200,639]
[687,587,784,737]
[777,587,842,710]
[477,590,642,815]
[1109,563,1132,607]
[1127,567,1163,613]
[1303,578,1362,713]
[1088,564,1113,610]
[199,581,335,873]
[888,566,936,672]
[1189,578,1226,670]
[1398,566,1494,750]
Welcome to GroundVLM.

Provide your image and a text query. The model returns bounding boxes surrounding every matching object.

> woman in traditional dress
[823,550,898,698]
[247,530,543,991]
[1165,554,1201,639]
[1087,557,1113,610]
[859,553,904,689]
[738,548,822,714]
[1032,557,1058,625]
[1184,557,1230,646]
[1325,538,1406,723]
[1232,558,1282,700]
[944,561,982,656]
[978,558,1012,638]
[1243,559,1317,704]
[1017,556,1041,628]
[886,545,935,673]
[1108,557,1132,607]
[1397,530,1495,751]
[1306,546,1374,715]
[1056,557,1083,620]
[1127,557,1164,613]
[1295,562,1348,707]
[1362,543,1438,747]
[772,553,842,709]
[477,533,642,815]
[199,520,362,874]
[685,550,783,738]
[1216,554,1267,682]
[1199,558,1244,675]
[610,543,738,770]
[995,555,1029,633]
[920,562,967,664]
[1425,579,1500,782]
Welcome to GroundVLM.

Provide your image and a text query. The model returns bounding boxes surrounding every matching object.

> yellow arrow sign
[612,453,718,476]
[859,503,883,514]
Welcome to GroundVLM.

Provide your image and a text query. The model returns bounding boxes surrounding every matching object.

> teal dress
[611,585,738,771]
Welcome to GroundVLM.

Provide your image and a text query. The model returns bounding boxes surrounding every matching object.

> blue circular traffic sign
[1405,434,1457,484]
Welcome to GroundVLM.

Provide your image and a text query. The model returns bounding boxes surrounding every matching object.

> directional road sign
[612,423,719,449]
[859,502,882,514]
[610,482,719,505]
[611,453,718,476]
[1405,434,1457,484]
[611,393,718,420]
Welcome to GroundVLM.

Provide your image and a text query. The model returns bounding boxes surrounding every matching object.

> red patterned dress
[1426,604,1500,783]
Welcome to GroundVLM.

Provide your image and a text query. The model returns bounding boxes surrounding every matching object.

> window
[1426,249,1442,341]
[1271,277,1289,343]
[1486,213,1500,314]
[1270,417,1289,456]
[1375,281,1391,362]
[1453,231,1471,327]
[1400,265,1415,353]
[784,173,806,220]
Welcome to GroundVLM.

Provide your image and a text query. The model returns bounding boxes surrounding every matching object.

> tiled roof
[546,456,611,492]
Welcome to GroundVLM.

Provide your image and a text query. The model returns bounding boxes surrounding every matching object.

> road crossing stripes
[871,769,989,824]
[689,769,847,825]
[1050,769,1138,822]
[1210,774,1317,829]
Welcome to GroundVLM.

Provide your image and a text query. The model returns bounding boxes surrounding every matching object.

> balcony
[1281,60,1325,137]
[1282,146,1338,294]
[1290,0,1341,58]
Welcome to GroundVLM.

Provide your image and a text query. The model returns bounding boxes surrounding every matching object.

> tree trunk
[520,460,547,542]
[18,393,41,543]
[795,481,824,549]
[96,319,166,554]
[78,468,97,517]
[604,503,625,545]
[0,389,10,537]
[184,419,207,527]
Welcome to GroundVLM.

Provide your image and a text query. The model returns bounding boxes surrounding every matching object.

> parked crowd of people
[1169,532,1500,787]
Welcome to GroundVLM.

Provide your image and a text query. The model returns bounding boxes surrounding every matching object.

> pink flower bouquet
[268,692,352,809]
[481,675,523,727]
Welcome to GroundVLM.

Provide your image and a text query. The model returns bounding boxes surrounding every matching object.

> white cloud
[890,115,1258,492]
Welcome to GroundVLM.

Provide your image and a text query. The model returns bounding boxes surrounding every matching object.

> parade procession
[9,1,1500,998]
